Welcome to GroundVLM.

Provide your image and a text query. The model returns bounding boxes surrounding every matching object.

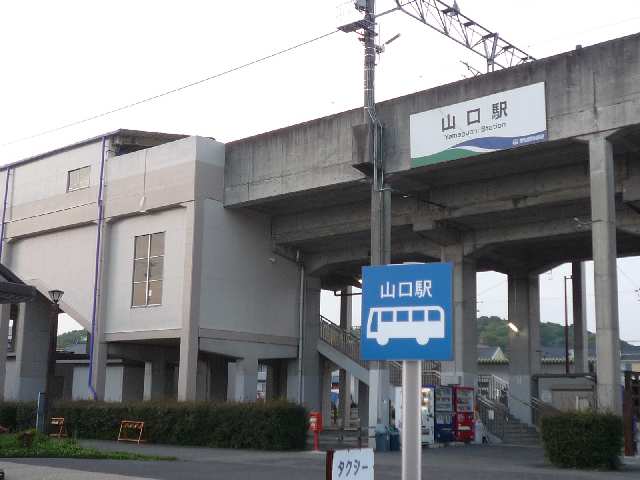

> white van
[365,305,445,346]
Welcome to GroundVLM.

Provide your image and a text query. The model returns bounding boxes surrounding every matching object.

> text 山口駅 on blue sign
[361,263,453,361]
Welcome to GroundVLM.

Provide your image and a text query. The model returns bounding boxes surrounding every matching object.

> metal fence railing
[319,315,367,368]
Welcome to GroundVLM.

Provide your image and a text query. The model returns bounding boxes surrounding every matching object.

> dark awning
[0,263,37,304]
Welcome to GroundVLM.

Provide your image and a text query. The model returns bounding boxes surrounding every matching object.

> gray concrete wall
[3,357,17,400]
[225,34,640,206]
[72,364,129,402]
[3,135,223,336]
[198,198,299,339]
[103,207,187,335]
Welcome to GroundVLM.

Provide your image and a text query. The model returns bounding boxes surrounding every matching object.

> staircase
[318,316,441,387]
[500,415,541,446]
[319,317,545,446]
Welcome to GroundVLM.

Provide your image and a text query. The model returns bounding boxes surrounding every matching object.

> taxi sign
[361,263,453,361]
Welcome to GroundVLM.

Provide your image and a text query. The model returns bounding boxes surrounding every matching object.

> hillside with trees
[477,315,637,353]
[57,329,87,349]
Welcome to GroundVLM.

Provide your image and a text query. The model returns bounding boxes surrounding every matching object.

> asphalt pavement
[1,441,639,479]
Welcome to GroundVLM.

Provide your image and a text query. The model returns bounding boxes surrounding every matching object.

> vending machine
[434,386,455,443]
[420,387,435,445]
[453,386,475,443]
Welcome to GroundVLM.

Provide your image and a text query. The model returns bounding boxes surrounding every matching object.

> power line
[1,29,339,148]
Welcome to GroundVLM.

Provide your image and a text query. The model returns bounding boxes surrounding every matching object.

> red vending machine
[453,386,475,443]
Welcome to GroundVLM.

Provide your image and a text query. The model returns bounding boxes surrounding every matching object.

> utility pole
[361,0,392,447]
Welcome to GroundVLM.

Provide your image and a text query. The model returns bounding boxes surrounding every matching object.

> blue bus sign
[361,263,453,361]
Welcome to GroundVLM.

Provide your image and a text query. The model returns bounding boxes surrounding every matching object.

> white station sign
[410,82,547,168]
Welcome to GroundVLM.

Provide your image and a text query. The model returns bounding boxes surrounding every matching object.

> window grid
[131,232,164,308]
[67,166,91,192]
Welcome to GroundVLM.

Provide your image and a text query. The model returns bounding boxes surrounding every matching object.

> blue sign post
[361,263,453,361]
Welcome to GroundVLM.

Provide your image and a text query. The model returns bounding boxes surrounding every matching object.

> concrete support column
[442,245,477,387]
[588,134,622,414]
[507,273,540,424]
[231,355,258,402]
[0,304,9,401]
[300,276,321,410]
[321,359,333,428]
[143,359,166,401]
[265,363,276,400]
[15,298,50,401]
[572,262,589,373]
[178,201,202,401]
[339,287,352,428]
[209,356,228,402]
[358,380,369,433]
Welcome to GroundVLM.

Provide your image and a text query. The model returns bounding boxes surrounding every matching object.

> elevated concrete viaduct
[224,33,640,420]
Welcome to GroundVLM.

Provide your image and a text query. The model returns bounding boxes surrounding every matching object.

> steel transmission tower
[393,0,535,72]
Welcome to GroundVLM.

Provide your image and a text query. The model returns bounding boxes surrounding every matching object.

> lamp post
[39,289,63,432]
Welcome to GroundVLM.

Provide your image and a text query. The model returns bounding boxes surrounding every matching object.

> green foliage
[1,400,308,451]
[0,402,36,432]
[477,316,509,350]
[0,431,173,460]
[540,411,623,470]
[57,329,87,349]
[477,316,624,352]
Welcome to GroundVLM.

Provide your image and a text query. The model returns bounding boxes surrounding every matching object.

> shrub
[0,402,36,432]
[540,411,623,470]
[0,400,307,450]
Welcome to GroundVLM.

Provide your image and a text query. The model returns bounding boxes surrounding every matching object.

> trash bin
[389,427,400,451]
[375,424,390,452]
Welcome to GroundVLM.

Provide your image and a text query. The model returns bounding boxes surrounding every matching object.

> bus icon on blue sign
[361,263,453,361]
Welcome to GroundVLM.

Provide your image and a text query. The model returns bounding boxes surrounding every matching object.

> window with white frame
[131,232,165,307]
[67,166,91,192]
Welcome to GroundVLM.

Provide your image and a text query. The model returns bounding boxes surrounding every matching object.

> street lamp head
[507,322,519,334]
[48,289,64,304]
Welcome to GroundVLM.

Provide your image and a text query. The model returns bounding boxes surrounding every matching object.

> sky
[1,1,639,341]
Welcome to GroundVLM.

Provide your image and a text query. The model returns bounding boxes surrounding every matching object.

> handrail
[318,316,442,388]
[531,396,561,430]
[319,316,367,368]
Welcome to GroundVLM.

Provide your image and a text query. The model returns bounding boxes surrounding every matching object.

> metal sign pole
[402,360,421,480]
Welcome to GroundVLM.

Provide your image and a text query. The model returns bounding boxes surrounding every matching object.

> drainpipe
[88,136,108,400]
[297,250,305,405]
[0,168,11,263]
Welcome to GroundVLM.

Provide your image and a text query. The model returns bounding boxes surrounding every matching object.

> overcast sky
[1,1,639,341]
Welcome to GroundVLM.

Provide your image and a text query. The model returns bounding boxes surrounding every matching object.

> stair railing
[319,315,367,368]
[476,394,509,440]
[531,396,561,430]
[477,374,510,408]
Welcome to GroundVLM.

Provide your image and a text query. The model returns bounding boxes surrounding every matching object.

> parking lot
[2,442,639,480]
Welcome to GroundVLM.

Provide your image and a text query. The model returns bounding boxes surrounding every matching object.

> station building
[2,32,640,434]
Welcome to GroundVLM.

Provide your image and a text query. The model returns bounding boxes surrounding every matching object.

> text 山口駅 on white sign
[410,82,547,168]
[330,448,374,480]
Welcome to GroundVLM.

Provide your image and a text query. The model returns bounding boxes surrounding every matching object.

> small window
[67,166,91,192]
[131,232,165,307]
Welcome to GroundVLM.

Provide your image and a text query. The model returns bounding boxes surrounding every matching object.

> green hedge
[540,411,623,470]
[0,400,307,451]
[0,402,36,432]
